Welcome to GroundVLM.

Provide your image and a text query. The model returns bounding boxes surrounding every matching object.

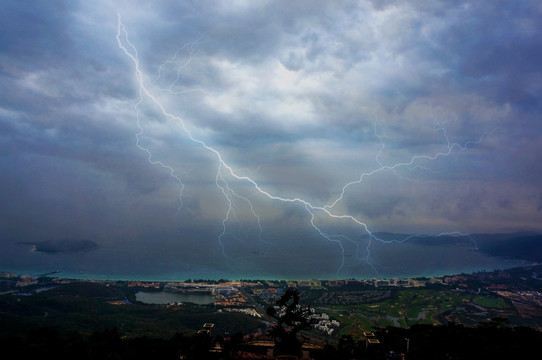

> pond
[135,291,216,305]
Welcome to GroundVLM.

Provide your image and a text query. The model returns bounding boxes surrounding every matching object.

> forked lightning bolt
[134,106,186,213]
[116,14,482,276]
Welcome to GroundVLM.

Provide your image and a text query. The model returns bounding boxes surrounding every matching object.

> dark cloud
[0,0,541,279]
[0,1,75,65]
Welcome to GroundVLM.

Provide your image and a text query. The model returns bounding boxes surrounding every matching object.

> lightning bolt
[134,106,186,213]
[116,14,486,277]
[324,126,488,213]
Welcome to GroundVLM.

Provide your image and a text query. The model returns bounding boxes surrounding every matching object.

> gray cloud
[1,0,541,279]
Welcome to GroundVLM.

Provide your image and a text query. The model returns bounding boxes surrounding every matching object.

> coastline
[0,259,532,283]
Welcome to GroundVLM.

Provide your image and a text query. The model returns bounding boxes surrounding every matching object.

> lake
[135,291,216,305]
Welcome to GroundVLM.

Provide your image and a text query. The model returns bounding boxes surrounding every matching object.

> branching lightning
[324,126,488,213]
[117,14,485,277]
[134,107,186,213]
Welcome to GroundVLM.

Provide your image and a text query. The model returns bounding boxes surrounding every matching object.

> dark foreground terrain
[2,319,541,359]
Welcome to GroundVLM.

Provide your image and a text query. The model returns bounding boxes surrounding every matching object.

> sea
[0,237,531,281]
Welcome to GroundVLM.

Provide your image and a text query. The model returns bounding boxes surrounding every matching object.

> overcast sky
[1,1,541,279]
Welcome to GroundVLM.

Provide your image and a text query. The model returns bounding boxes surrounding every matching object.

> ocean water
[0,237,530,281]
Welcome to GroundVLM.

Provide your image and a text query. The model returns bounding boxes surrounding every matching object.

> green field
[473,296,509,308]
[317,289,515,337]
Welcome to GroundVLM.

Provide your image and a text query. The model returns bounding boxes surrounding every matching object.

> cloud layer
[1,0,541,278]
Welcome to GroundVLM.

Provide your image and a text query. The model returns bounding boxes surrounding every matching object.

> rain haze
[1,0,542,280]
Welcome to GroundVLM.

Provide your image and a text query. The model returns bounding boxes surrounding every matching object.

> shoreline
[0,260,535,283]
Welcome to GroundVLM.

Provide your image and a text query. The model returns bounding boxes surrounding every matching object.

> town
[2,265,542,335]
[2,265,542,358]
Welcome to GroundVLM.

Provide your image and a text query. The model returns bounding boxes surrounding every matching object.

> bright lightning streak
[324,130,488,213]
[117,14,485,276]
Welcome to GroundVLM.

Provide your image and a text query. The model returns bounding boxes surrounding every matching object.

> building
[198,323,215,335]
[297,279,322,288]
[212,286,238,296]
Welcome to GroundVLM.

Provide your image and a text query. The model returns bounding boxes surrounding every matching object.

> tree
[266,288,318,357]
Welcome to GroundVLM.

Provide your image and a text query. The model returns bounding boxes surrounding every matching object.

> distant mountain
[373,232,474,246]
[373,232,542,262]
[479,235,542,262]
[468,232,539,248]
[18,238,98,254]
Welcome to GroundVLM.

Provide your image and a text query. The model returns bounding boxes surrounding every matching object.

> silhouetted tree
[266,288,318,357]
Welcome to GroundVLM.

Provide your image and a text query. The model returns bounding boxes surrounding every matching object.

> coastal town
[2,265,542,359]
[2,264,542,338]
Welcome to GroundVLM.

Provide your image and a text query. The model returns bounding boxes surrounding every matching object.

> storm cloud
[1,0,541,279]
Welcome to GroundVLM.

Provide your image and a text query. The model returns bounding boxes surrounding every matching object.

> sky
[1,0,541,280]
